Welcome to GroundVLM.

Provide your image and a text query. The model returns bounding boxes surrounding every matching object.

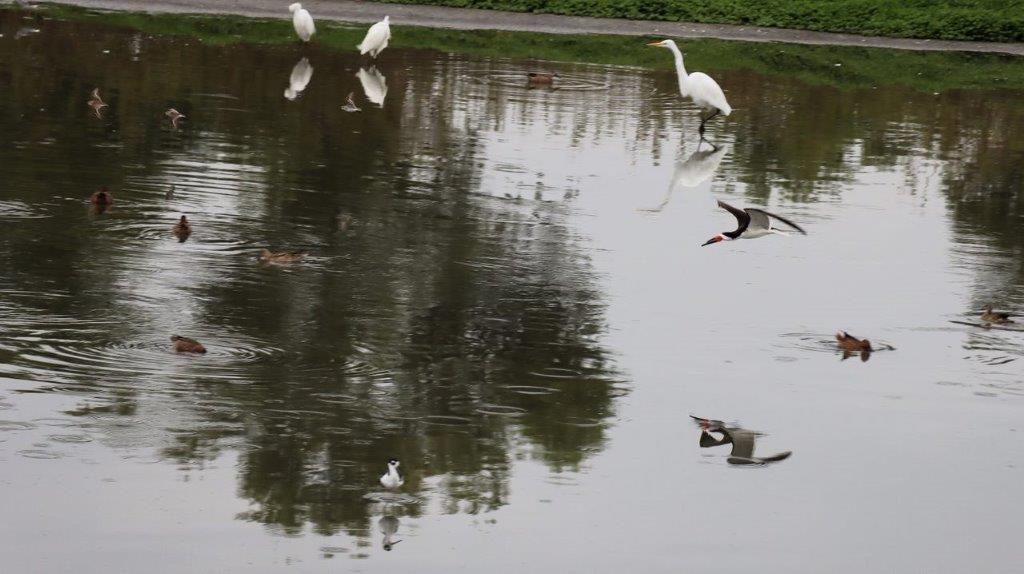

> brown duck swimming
[259,249,307,264]
[981,305,1013,325]
[836,331,872,362]
[527,72,559,85]
[171,335,206,353]
[90,187,113,206]
[172,215,191,242]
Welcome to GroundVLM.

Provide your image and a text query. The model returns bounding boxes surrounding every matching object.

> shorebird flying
[691,415,791,465]
[341,91,361,112]
[379,458,404,489]
[87,88,107,118]
[702,199,806,246]
[165,108,185,128]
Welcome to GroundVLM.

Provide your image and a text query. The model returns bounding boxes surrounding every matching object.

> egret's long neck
[667,43,688,96]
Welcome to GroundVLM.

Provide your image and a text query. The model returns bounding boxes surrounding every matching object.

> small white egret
[357,16,391,58]
[357,66,387,107]
[289,3,315,43]
[284,57,313,100]
[648,39,731,138]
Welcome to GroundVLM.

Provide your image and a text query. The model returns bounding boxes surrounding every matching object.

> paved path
[20,0,1024,55]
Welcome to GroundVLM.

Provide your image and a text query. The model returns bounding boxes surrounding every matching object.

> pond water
[1,8,1022,573]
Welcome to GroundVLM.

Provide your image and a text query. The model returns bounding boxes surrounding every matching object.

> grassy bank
[14,4,1024,91]
[376,0,1024,43]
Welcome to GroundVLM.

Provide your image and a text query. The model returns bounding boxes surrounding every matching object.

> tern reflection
[639,143,729,213]
[284,57,313,100]
[378,515,401,551]
[357,66,387,107]
[691,416,791,465]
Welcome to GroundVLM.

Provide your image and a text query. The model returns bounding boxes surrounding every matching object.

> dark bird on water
[172,215,191,242]
[90,187,113,206]
[981,305,1013,325]
[836,331,873,362]
[171,335,206,354]
[527,72,559,85]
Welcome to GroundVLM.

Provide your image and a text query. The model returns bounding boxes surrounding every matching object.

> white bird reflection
[378,515,401,551]
[357,66,387,107]
[639,143,729,213]
[284,57,313,101]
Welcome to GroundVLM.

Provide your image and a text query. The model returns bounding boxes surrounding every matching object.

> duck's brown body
[527,72,559,85]
[836,331,872,362]
[90,188,113,205]
[171,335,206,353]
[259,249,307,264]
[981,306,1013,324]
[172,215,191,242]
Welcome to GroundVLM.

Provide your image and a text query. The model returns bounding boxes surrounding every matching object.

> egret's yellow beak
[646,41,662,46]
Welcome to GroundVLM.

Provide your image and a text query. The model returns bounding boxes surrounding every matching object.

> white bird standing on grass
[647,39,731,139]
[358,16,391,58]
[289,3,315,42]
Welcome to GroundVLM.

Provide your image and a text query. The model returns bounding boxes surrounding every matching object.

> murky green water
[1,8,1022,573]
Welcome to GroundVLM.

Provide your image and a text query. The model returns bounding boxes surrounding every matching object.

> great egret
[357,66,387,107]
[358,16,391,58]
[289,3,315,42]
[647,39,731,138]
[284,57,313,100]
[639,144,730,213]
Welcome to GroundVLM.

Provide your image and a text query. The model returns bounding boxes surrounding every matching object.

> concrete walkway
[22,0,1024,56]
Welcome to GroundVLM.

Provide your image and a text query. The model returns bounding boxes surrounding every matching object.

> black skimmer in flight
[702,200,806,246]
[691,416,791,465]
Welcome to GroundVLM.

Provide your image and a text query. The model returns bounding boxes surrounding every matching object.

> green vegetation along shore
[13,4,1024,92]
[376,0,1024,43]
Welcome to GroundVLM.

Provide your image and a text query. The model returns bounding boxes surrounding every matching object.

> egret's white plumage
[357,66,387,107]
[284,57,313,100]
[648,39,730,136]
[358,16,391,58]
[289,3,315,42]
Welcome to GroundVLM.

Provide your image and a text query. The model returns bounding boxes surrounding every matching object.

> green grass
[16,3,1024,91]
[377,0,1024,43]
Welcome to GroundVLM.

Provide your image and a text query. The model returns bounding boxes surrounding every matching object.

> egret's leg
[699,109,721,138]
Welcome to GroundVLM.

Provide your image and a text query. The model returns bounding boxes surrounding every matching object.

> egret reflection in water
[357,66,387,107]
[692,416,792,465]
[284,57,313,100]
[640,143,729,212]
